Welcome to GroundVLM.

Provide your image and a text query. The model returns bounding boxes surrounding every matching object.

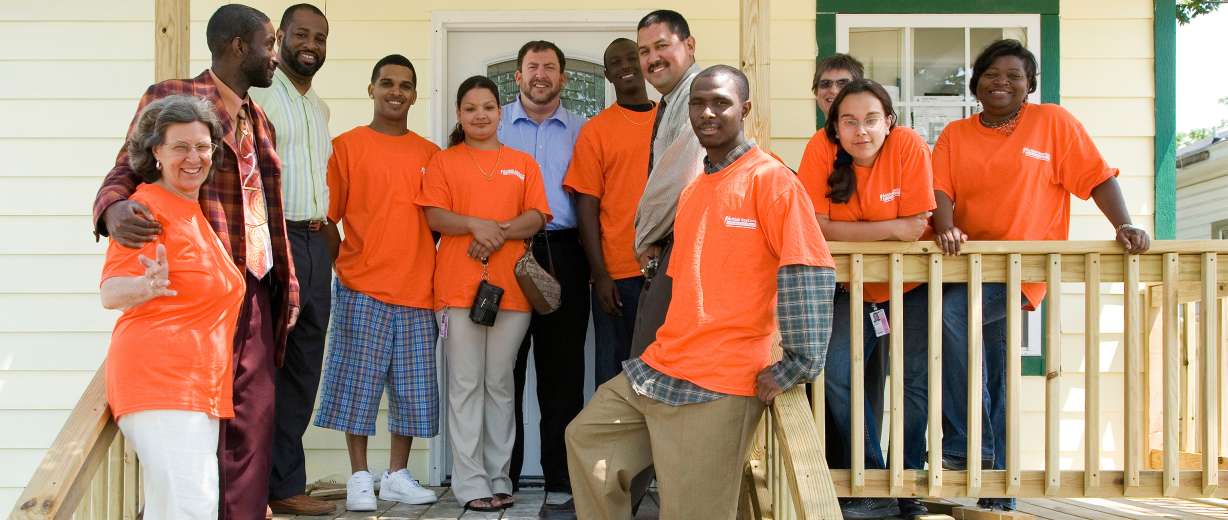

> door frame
[426,9,643,486]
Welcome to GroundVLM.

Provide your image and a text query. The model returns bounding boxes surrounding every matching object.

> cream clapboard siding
[1176,145,1228,239]
[0,0,1161,510]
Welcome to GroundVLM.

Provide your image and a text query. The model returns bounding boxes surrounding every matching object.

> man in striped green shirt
[249,3,336,516]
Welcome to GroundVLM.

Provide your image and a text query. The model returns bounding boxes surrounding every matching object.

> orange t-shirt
[933,103,1118,309]
[102,183,245,419]
[328,126,440,308]
[562,103,656,280]
[640,147,835,397]
[416,143,553,312]
[796,130,839,208]
[800,126,936,303]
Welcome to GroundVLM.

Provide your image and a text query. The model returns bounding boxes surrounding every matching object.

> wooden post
[1045,254,1062,495]
[1201,253,1219,495]
[889,253,905,495]
[1006,254,1023,496]
[1182,301,1197,453]
[928,254,944,497]
[1163,253,1180,496]
[851,254,865,494]
[1124,255,1143,491]
[967,254,983,497]
[155,0,190,82]
[739,0,771,150]
[1085,253,1102,492]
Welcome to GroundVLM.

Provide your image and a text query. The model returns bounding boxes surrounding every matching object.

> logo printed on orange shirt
[1022,147,1052,162]
[723,216,758,230]
[879,188,902,203]
[499,168,525,181]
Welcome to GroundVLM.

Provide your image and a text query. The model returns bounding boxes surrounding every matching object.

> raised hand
[137,244,177,299]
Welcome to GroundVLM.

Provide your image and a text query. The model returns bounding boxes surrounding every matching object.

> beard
[242,52,275,88]
[519,80,562,106]
[281,44,323,77]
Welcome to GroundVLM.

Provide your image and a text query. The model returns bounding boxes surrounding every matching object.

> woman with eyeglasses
[797,79,935,520]
[932,39,1150,512]
[99,95,242,520]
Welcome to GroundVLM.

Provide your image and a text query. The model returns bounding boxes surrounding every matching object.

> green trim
[1040,14,1060,104]
[1022,306,1046,376]
[1154,0,1177,239]
[816,13,837,129]
[819,0,1058,14]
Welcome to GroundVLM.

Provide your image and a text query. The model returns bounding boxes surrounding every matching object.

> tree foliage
[1178,0,1224,25]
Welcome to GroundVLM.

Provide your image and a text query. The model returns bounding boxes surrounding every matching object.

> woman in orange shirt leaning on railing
[932,39,1151,513]
[797,79,935,520]
[99,95,244,520]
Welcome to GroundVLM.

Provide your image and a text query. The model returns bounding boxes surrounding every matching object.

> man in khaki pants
[564,66,836,519]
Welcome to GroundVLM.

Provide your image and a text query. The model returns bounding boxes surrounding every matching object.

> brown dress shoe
[269,494,336,516]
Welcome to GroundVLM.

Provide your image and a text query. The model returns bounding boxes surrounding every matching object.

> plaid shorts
[314,279,439,437]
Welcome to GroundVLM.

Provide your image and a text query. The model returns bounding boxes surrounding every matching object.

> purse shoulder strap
[525,236,557,276]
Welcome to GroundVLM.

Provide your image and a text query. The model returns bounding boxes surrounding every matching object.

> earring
[156,160,162,170]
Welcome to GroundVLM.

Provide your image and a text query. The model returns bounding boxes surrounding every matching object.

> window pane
[971,27,1027,59]
[849,27,903,104]
[912,27,965,99]
[486,58,607,119]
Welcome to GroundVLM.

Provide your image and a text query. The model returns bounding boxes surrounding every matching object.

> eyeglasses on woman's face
[164,141,216,157]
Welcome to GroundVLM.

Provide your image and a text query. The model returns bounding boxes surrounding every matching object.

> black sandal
[465,498,500,512]
[494,493,515,509]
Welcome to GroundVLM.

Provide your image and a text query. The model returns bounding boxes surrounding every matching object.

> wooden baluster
[107,436,123,519]
[123,437,139,520]
[1045,254,1062,495]
[812,374,825,444]
[1182,301,1197,454]
[1201,253,1219,495]
[967,254,983,497]
[1221,299,1228,463]
[1163,253,1180,496]
[1085,254,1102,492]
[928,254,944,498]
[1124,254,1143,492]
[1006,254,1022,496]
[890,253,905,495]
[851,254,865,494]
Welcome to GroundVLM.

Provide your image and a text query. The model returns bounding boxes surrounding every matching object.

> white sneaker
[379,469,438,505]
[346,470,378,512]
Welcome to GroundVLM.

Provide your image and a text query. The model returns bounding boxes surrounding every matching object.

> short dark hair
[516,41,566,74]
[694,64,750,103]
[205,4,270,57]
[370,54,416,85]
[969,39,1038,95]
[637,9,691,40]
[279,3,325,31]
[128,95,224,184]
[812,53,865,93]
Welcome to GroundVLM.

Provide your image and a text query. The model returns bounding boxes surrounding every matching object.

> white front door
[428,10,645,486]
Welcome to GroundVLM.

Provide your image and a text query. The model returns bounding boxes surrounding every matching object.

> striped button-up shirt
[250,68,332,221]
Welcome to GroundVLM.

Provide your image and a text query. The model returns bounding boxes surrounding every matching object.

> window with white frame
[837,14,1043,145]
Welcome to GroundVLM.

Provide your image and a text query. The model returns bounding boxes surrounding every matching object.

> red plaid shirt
[93,69,299,366]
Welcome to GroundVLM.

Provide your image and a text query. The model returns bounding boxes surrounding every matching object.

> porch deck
[277,487,1228,519]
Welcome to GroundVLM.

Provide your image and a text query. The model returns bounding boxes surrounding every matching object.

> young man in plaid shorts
[314,54,441,511]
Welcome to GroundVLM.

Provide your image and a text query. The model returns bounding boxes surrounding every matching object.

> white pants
[441,308,531,504]
[117,410,220,520]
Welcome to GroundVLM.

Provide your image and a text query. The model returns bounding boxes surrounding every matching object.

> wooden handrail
[11,367,117,520]
[766,386,842,519]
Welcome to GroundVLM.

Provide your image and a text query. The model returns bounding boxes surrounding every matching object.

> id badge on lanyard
[869,303,890,338]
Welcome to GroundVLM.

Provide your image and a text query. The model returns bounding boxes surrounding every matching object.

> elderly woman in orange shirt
[932,39,1150,512]
[100,95,245,520]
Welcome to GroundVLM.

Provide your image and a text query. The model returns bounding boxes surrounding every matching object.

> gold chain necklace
[617,102,656,126]
[465,144,502,181]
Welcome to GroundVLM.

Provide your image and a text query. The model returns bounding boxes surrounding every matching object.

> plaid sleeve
[768,264,835,389]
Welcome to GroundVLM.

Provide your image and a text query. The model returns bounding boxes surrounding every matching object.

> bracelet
[1116,223,1141,233]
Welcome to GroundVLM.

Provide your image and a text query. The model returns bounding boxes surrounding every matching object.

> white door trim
[427,10,643,485]
[429,9,644,147]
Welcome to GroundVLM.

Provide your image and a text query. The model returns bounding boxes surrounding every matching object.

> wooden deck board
[278,488,1226,519]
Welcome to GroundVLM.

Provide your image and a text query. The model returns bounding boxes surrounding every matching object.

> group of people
[93,4,1151,520]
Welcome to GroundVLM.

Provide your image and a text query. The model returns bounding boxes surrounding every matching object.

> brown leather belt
[286,219,326,232]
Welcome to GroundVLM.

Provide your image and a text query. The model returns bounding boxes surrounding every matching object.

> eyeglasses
[817,78,852,90]
[165,141,216,157]
[839,116,886,132]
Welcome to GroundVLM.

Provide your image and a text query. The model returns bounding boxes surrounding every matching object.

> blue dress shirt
[498,97,586,230]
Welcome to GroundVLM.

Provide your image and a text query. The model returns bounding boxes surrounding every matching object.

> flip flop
[494,493,515,509]
[465,498,500,512]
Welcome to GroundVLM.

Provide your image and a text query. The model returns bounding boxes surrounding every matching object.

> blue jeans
[825,286,931,471]
[592,276,644,386]
[940,283,1011,464]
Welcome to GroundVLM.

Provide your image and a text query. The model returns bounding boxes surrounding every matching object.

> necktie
[237,108,272,278]
[646,97,667,177]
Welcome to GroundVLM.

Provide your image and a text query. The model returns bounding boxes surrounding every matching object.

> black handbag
[469,260,503,326]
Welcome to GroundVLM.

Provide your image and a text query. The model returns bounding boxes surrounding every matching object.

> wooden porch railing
[9,367,141,520]
[746,240,1228,519]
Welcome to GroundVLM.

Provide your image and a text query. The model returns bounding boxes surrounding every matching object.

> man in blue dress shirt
[497,40,588,516]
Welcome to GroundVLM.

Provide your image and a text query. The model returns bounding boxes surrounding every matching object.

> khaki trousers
[565,373,764,520]
[442,308,531,504]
